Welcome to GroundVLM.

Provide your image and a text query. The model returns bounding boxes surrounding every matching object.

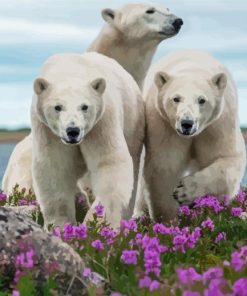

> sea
[0,143,247,189]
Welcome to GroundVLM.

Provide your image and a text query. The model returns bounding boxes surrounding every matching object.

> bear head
[33,77,106,145]
[101,3,183,42]
[154,71,228,137]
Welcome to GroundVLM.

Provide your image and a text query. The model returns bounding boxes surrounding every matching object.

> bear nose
[181,119,194,132]
[172,18,183,32]
[66,127,80,139]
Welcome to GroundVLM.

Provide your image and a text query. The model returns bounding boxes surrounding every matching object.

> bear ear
[102,8,115,24]
[211,72,227,91]
[34,78,50,95]
[91,78,106,95]
[154,71,171,90]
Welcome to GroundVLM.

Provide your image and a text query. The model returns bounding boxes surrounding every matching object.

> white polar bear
[31,52,144,228]
[89,3,183,89]
[2,2,183,196]
[143,50,246,222]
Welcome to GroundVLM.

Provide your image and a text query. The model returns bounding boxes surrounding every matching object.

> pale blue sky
[0,0,246,129]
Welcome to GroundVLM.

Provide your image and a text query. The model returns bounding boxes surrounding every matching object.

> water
[0,143,16,188]
[0,143,247,189]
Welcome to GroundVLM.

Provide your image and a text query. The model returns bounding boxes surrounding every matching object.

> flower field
[0,188,247,295]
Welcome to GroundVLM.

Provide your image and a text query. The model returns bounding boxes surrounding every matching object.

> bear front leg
[173,156,246,204]
[32,128,81,227]
[144,147,188,223]
[81,132,134,228]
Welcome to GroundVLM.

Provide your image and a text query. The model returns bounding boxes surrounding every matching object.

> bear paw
[173,177,197,205]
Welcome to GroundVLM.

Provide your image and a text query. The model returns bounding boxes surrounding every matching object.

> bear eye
[81,104,89,112]
[146,8,155,14]
[198,97,206,105]
[173,97,181,103]
[54,105,63,112]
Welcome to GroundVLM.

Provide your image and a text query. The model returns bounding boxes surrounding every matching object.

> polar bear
[31,52,144,227]
[143,50,246,222]
[2,2,183,197]
[89,3,183,89]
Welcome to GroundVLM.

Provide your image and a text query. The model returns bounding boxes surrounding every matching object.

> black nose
[172,18,183,32]
[66,127,80,139]
[181,119,194,133]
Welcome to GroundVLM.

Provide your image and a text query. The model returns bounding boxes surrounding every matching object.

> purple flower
[183,292,200,296]
[12,291,20,296]
[231,246,247,271]
[74,224,87,240]
[215,232,226,243]
[173,234,187,253]
[91,239,104,251]
[83,267,91,277]
[232,278,247,296]
[149,280,160,292]
[95,203,104,217]
[194,195,224,213]
[223,194,230,206]
[177,267,202,285]
[178,205,191,216]
[187,227,201,249]
[17,199,29,206]
[0,193,7,201]
[139,276,152,288]
[63,223,74,241]
[203,267,223,282]
[111,293,122,296]
[237,190,246,203]
[121,250,138,265]
[100,227,117,239]
[205,278,228,296]
[15,249,35,269]
[144,249,161,276]
[77,195,86,204]
[201,217,215,231]
[120,219,137,234]
[231,207,243,217]
[53,226,61,238]
[153,223,171,234]
[135,233,143,245]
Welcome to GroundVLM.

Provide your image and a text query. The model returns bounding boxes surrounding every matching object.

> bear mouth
[158,31,177,37]
[176,129,197,137]
[61,138,83,145]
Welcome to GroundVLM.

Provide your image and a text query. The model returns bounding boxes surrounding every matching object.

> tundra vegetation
[0,186,247,295]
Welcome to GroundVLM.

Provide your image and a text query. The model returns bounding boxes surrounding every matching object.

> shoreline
[0,130,247,144]
[0,131,30,143]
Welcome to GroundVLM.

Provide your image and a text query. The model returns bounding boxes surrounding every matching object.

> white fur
[142,50,246,222]
[2,3,182,198]
[31,52,144,228]
[89,3,181,88]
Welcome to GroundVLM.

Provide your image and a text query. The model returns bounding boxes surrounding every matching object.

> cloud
[0,18,99,45]
[0,83,32,129]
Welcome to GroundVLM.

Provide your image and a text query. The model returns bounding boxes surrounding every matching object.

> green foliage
[1,186,247,295]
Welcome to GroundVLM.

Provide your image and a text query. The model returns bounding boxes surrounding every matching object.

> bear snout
[181,119,194,135]
[172,18,183,32]
[66,127,80,140]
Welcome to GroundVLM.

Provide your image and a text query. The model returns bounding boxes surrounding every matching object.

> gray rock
[0,207,107,295]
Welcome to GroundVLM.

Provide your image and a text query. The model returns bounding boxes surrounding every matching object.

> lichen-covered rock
[0,207,106,295]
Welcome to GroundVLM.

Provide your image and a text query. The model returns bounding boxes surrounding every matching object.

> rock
[0,207,106,295]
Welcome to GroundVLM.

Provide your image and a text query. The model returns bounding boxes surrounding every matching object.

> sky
[0,0,246,129]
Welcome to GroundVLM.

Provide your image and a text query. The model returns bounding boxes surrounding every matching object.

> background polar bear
[143,50,246,222]
[90,3,183,89]
[31,52,144,228]
[2,2,183,196]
